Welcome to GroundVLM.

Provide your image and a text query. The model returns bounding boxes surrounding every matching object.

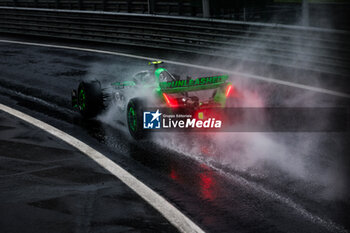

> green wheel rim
[79,88,86,110]
[128,106,137,132]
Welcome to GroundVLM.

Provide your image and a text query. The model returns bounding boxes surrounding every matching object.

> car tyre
[127,98,148,140]
[77,80,104,118]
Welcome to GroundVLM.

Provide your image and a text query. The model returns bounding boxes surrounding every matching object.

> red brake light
[163,93,177,107]
[225,85,233,97]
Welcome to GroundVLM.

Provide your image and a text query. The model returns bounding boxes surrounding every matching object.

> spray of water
[154,26,347,200]
[83,19,346,201]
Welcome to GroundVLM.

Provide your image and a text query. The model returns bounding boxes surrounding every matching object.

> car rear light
[163,93,178,107]
[225,84,233,97]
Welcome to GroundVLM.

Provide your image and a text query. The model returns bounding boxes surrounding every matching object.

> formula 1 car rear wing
[159,75,229,94]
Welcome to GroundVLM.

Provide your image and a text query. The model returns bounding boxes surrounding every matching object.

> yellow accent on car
[198,112,204,120]
[148,61,163,65]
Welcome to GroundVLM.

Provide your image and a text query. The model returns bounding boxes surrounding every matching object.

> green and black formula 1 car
[72,61,236,139]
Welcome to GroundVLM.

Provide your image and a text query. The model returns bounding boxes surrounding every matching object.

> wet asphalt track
[0,36,349,233]
[0,110,178,233]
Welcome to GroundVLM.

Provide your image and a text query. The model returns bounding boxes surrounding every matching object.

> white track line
[0,39,349,99]
[0,103,205,233]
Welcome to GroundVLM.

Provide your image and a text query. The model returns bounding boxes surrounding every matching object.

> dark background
[0,0,349,29]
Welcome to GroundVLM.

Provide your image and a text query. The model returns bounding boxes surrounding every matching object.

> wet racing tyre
[127,98,148,140]
[77,80,104,118]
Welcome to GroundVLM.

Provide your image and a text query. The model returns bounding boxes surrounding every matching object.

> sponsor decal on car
[159,75,228,89]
